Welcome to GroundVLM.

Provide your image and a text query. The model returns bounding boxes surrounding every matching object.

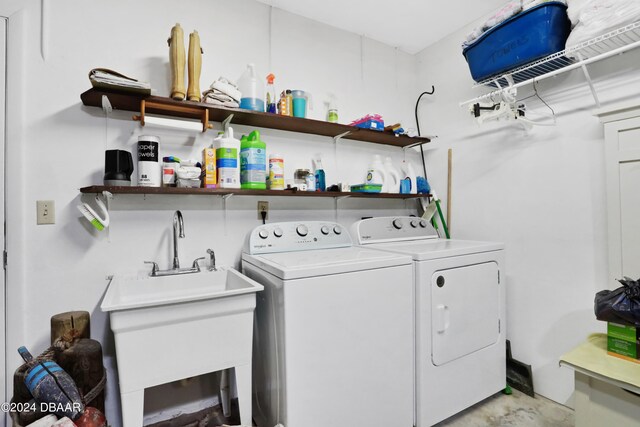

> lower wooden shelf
[80,185,428,199]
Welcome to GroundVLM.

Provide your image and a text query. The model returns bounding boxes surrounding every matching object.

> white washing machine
[242,221,415,427]
[351,216,506,426]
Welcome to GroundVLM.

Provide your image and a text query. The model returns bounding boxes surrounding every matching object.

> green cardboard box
[607,322,640,363]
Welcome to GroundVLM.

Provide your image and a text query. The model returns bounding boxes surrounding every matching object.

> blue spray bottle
[314,155,326,191]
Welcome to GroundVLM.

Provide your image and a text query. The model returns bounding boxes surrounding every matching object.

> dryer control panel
[246,221,352,254]
[351,216,438,245]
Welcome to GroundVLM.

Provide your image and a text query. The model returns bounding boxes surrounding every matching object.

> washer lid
[366,239,504,260]
[242,246,412,280]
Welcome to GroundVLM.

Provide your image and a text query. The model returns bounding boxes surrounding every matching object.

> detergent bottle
[216,127,241,188]
[241,130,267,189]
[366,155,387,190]
[384,157,400,193]
[238,64,265,112]
[400,161,417,194]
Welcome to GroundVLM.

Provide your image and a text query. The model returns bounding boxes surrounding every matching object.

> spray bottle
[266,74,277,114]
[313,155,326,191]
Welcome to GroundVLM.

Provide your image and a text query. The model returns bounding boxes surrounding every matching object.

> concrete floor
[436,389,575,427]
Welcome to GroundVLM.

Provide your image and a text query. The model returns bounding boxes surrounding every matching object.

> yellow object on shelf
[168,23,186,100]
[187,31,202,102]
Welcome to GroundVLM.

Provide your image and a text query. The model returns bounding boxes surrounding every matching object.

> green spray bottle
[240,130,267,189]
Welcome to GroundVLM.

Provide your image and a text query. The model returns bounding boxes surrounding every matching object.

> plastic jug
[216,127,241,188]
[383,157,401,194]
[366,155,388,190]
[238,64,265,112]
[291,90,311,118]
[400,161,417,194]
[241,130,267,189]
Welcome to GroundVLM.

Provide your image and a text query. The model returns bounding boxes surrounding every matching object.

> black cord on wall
[414,86,435,182]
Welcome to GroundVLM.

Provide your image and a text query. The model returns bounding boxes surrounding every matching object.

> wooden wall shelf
[80,89,430,148]
[80,186,427,199]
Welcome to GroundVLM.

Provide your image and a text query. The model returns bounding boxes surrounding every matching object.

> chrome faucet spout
[173,210,184,269]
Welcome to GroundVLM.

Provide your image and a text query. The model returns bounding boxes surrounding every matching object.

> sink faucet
[145,211,210,277]
[173,210,185,269]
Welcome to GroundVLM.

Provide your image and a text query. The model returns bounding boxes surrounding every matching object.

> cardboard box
[607,322,640,364]
[202,148,217,188]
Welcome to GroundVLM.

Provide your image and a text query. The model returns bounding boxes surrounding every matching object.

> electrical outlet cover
[257,201,269,220]
[37,200,55,225]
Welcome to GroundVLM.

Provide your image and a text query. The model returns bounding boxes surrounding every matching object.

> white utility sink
[101,267,263,427]
[101,267,262,312]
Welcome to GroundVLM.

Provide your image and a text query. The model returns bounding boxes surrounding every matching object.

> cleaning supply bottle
[240,130,267,189]
[326,93,338,123]
[238,64,265,112]
[383,156,400,194]
[366,155,387,190]
[265,74,277,114]
[285,90,293,116]
[313,155,326,191]
[216,127,241,188]
[400,161,417,194]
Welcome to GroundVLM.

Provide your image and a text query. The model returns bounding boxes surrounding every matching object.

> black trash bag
[594,277,640,327]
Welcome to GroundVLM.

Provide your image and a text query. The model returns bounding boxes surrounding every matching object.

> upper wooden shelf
[80,185,428,199]
[80,89,430,148]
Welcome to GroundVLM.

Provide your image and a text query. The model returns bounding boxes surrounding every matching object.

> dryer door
[431,262,500,366]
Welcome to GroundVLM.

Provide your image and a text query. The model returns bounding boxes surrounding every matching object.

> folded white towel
[202,88,240,108]
[209,77,241,103]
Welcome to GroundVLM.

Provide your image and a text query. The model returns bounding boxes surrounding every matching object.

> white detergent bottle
[401,161,417,194]
[216,126,241,188]
[366,155,387,190]
[384,157,400,194]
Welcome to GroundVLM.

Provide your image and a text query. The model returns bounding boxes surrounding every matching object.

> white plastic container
[400,161,417,195]
[216,127,241,188]
[366,155,388,190]
[268,154,285,190]
[384,157,401,194]
[238,64,265,112]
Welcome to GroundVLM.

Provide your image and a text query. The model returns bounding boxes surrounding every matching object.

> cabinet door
[604,116,640,287]
[620,160,640,280]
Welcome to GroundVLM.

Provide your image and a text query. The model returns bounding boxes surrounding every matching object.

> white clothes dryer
[351,216,506,426]
[242,221,415,427]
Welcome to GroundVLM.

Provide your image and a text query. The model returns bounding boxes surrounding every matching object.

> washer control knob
[273,228,283,238]
[410,220,418,228]
[296,225,309,237]
[419,220,427,228]
[392,218,403,230]
[321,226,330,235]
[258,229,269,239]
[333,226,342,235]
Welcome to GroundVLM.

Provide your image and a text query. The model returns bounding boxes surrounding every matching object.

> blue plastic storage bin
[463,2,571,82]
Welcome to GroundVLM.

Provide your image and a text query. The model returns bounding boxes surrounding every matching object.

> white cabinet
[595,103,640,288]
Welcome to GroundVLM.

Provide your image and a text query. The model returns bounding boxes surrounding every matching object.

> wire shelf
[461,20,640,105]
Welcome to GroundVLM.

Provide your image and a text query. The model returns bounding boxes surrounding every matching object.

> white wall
[416,20,640,405]
[3,0,423,425]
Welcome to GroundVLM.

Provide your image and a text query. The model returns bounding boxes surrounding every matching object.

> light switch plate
[37,200,55,225]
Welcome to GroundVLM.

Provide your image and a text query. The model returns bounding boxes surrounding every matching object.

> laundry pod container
[463,2,571,82]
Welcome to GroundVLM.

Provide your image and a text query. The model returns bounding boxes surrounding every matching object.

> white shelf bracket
[333,195,350,222]
[577,53,601,108]
[333,131,352,144]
